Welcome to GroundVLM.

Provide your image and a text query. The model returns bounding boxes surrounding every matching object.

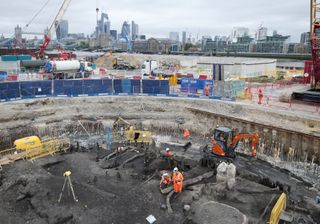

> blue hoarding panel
[131,80,140,94]
[121,79,131,94]
[188,79,198,94]
[31,81,52,96]
[180,78,189,92]
[0,82,20,100]
[142,80,157,94]
[114,80,122,94]
[20,81,52,98]
[54,80,73,96]
[159,80,169,94]
[102,79,113,94]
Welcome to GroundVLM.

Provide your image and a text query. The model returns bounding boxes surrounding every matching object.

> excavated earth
[0,96,319,224]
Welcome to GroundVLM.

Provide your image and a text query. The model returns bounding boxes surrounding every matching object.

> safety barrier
[0,82,20,101]
[0,79,237,102]
[0,79,170,100]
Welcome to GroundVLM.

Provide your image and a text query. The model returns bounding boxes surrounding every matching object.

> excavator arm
[229,133,259,157]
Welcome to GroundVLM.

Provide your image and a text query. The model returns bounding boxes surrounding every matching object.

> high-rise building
[256,27,268,41]
[300,32,310,45]
[182,31,187,45]
[121,21,131,39]
[56,20,68,41]
[230,27,249,43]
[110,30,117,40]
[96,13,111,36]
[169,32,179,42]
[131,21,139,40]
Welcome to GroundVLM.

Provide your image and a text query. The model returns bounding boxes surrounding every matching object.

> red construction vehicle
[201,127,259,167]
[36,0,72,59]
[310,0,320,89]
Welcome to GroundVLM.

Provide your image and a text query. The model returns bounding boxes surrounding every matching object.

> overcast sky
[0,0,310,42]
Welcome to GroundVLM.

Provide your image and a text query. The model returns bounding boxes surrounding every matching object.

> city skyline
[0,0,310,42]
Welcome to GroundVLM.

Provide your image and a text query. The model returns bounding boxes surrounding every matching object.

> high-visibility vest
[183,129,190,138]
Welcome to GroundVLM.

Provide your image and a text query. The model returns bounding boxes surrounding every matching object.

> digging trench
[0,97,319,224]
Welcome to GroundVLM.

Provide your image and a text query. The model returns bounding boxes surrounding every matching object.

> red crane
[37,0,72,58]
[310,0,320,89]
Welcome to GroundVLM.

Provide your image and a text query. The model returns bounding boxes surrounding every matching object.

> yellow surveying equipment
[58,170,78,203]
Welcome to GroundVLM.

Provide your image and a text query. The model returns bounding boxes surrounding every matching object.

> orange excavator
[202,127,259,167]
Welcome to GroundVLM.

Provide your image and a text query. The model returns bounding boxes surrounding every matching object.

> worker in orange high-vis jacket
[183,129,190,138]
[204,84,210,96]
[160,173,171,187]
[258,88,263,104]
[172,167,183,193]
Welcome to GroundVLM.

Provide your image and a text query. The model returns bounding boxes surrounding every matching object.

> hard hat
[166,148,170,151]
[163,173,168,176]
[63,171,72,177]
[173,167,178,172]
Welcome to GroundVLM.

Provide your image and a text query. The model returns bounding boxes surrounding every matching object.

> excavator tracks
[187,107,320,164]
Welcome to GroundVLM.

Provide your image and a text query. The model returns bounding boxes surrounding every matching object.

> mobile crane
[37,0,72,58]
[201,127,259,167]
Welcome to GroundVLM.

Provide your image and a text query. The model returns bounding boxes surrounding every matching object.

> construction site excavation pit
[0,96,319,224]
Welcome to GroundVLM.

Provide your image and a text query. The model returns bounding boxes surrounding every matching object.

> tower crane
[310,0,320,89]
[37,0,72,58]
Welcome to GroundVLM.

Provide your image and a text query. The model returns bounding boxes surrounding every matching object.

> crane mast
[38,0,72,58]
[310,0,320,88]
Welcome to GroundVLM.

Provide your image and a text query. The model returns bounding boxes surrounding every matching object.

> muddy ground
[0,141,319,224]
[0,96,319,223]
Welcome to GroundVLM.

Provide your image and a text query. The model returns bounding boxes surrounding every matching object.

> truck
[112,58,135,70]
[141,60,159,77]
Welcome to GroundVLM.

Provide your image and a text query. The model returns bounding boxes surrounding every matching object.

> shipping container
[17,55,32,61]
[0,55,32,61]
[1,55,18,61]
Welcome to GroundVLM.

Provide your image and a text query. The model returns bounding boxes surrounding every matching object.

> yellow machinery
[158,74,177,86]
[0,136,70,166]
[14,136,42,151]
[126,126,152,144]
[269,193,287,224]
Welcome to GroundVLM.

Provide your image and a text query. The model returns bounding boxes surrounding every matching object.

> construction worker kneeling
[160,173,171,190]
[172,167,183,193]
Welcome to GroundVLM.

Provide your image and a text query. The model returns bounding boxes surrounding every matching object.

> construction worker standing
[258,88,263,105]
[204,84,211,96]
[164,148,174,169]
[172,167,183,193]
[165,148,173,157]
